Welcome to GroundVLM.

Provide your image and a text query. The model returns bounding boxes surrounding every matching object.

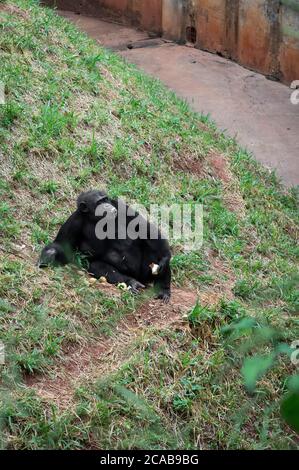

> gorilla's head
[77,190,118,221]
[38,242,69,268]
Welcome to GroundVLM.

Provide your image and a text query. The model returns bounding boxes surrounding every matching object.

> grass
[0,0,299,450]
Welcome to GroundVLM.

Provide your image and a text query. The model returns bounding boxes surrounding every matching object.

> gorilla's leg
[89,261,145,294]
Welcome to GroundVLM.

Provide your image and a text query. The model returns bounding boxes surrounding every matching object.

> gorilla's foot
[156,290,171,304]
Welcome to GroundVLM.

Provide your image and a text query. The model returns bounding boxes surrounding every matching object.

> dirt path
[59,10,299,187]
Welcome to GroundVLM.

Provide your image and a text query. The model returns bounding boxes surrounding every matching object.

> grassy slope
[0,0,298,450]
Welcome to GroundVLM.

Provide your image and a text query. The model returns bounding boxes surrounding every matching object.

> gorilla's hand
[127,279,145,295]
[38,243,69,268]
[156,290,171,304]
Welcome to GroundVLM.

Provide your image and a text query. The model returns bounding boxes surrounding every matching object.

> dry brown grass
[206,150,246,217]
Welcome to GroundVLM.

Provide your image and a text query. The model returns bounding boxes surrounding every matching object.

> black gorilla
[39,190,171,302]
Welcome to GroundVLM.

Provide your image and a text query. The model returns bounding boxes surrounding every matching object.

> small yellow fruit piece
[118,282,128,291]
[89,278,97,285]
[99,276,108,284]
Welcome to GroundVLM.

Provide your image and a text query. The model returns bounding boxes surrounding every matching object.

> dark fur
[39,190,171,302]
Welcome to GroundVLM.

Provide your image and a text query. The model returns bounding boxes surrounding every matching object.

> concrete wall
[236,0,280,76]
[162,0,299,83]
[162,0,184,42]
[44,0,299,84]
[43,0,163,33]
[280,1,299,83]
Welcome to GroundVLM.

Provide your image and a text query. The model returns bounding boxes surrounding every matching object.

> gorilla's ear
[79,201,89,213]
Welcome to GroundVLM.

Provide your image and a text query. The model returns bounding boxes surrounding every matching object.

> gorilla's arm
[154,262,171,303]
[141,237,172,303]
[54,211,83,247]
[39,211,83,267]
